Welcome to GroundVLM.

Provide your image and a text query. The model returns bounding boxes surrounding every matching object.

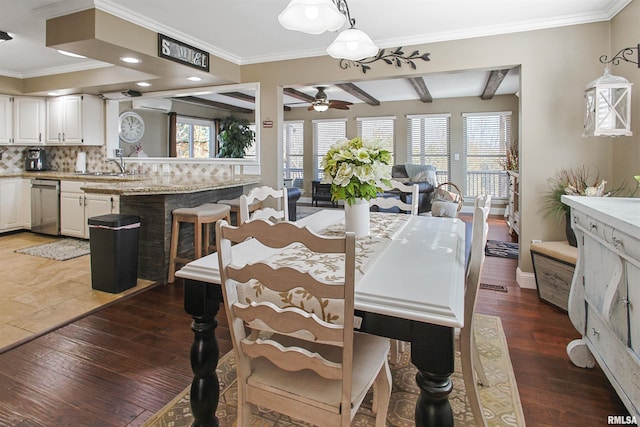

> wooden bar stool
[217,197,263,225]
[167,203,231,283]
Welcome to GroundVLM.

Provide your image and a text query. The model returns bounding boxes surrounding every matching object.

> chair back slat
[369,180,419,215]
[240,338,343,379]
[240,186,289,224]
[222,218,347,253]
[233,302,344,344]
[227,263,345,299]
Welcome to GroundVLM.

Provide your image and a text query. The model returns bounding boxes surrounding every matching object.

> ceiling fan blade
[329,100,353,106]
[330,104,350,110]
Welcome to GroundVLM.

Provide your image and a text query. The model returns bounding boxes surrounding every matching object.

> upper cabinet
[14,97,46,145]
[0,94,104,146]
[46,94,104,145]
[0,95,12,144]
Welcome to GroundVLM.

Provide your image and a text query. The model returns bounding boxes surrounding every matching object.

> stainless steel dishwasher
[31,179,60,235]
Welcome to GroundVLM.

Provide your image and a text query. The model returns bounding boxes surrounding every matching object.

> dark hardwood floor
[0,214,631,426]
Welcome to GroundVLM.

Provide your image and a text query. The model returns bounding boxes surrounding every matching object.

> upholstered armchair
[386,164,437,214]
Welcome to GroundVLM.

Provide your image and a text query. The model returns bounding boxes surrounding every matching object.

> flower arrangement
[321,137,392,205]
[542,165,617,219]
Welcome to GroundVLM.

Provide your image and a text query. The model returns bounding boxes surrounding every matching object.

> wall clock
[119,111,145,144]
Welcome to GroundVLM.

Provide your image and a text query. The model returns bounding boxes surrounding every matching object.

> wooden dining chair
[369,180,419,364]
[461,205,491,427]
[468,195,491,389]
[239,186,289,225]
[369,180,419,215]
[216,219,392,427]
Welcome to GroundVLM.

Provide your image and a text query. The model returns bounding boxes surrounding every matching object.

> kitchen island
[19,171,261,283]
[85,174,261,283]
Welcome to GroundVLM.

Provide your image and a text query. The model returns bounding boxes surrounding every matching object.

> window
[462,112,511,198]
[283,121,304,181]
[176,116,215,158]
[313,118,346,180]
[357,116,395,163]
[407,114,450,182]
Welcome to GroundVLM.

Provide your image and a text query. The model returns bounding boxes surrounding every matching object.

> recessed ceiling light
[120,56,141,64]
[136,82,152,87]
[187,76,202,82]
[57,50,86,58]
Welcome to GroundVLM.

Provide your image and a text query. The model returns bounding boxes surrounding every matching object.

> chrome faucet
[107,148,126,173]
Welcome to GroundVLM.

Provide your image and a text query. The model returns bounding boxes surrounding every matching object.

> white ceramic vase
[344,198,370,238]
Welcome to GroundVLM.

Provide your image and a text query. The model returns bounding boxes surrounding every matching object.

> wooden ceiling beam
[480,69,511,100]
[174,96,254,114]
[335,82,380,106]
[407,77,432,103]
[283,87,316,103]
[220,91,255,103]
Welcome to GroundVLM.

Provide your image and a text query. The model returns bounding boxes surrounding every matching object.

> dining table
[176,209,466,427]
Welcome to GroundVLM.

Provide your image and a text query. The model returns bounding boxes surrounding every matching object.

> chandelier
[278,0,378,61]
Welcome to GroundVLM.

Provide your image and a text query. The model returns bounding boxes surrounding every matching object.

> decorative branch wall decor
[339,47,431,73]
[599,44,639,67]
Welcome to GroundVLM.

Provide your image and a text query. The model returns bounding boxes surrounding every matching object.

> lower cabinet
[60,180,119,238]
[0,177,25,232]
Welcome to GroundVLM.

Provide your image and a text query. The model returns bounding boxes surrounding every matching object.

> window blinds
[407,114,451,182]
[313,119,346,179]
[462,112,511,198]
[283,121,304,180]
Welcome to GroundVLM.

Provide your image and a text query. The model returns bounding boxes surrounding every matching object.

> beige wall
[283,95,519,197]
[243,21,618,274]
[611,0,640,189]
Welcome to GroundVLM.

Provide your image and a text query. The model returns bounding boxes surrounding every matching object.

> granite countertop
[2,171,261,195]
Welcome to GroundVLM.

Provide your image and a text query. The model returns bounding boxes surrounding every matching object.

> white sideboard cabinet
[562,196,640,420]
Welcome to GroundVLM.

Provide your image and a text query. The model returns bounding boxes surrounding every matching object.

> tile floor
[0,231,156,352]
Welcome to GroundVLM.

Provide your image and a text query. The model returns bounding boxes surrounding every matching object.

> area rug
[15,238,90,261]
[485,240,519,259]
[142,314,525,427]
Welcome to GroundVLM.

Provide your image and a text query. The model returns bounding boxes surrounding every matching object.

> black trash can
[88,214,141,293]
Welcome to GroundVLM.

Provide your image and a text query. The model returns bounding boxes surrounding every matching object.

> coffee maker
[25,147,49,171]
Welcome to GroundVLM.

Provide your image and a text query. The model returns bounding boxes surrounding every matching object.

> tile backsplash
[0,145,241,177]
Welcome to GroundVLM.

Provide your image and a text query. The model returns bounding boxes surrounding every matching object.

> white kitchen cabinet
[0,177,24,232]
[0,95,13,144]
[563,196,640,420]
[13,97,46,145]
[60,180,119,238]
[46,94,104,145]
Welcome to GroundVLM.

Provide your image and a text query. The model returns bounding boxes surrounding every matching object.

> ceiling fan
[308,87,353,112]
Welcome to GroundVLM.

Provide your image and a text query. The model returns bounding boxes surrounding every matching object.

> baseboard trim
[516,267,536,289]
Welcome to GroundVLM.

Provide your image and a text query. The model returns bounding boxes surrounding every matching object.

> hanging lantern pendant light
[583,67,633,137]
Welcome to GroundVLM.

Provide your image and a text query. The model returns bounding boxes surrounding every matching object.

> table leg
[184,280,222,427]
[411,322,455,427]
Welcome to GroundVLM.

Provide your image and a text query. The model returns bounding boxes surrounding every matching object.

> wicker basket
[432,182,463,214]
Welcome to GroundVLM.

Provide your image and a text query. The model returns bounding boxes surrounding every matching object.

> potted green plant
[217,116,255,158]
[541,165,619,246]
